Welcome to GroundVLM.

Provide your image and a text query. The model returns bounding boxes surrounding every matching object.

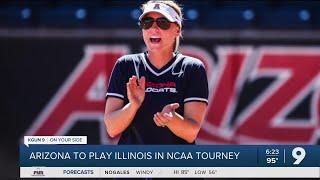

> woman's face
[141,12,180,53]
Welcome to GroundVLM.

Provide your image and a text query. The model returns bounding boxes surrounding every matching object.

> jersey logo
[145,81,177,93]
[171,71,183,76]
[153,4,160,10]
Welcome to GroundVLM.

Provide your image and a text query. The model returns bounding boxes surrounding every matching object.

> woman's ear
[175,26,181,36]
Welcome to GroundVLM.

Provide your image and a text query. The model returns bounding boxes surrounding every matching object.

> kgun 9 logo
[292,147,306,165]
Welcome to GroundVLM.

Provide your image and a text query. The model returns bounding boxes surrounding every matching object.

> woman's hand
[126,76,146,110]
[153,103,180,127]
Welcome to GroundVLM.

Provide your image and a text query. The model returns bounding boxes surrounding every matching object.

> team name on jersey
[145,81,177,93]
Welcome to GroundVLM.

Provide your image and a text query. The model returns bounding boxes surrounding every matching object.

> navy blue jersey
[106,52,208,144]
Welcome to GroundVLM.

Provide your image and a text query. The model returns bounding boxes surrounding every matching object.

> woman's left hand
[153,103,179,127]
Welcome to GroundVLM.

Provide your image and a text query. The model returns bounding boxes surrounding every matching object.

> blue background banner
[20,145,320,167]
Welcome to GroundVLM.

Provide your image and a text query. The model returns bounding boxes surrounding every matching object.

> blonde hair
[141,0,183,52]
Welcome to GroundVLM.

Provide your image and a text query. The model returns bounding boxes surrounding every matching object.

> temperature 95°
[266,157,278,164]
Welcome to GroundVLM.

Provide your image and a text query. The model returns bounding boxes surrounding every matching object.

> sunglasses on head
[139,17,172,30]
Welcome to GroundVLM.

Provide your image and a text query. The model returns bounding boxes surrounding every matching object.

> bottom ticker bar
[21,167,320,178]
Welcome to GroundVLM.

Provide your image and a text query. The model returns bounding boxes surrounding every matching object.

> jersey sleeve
[106,59,126,100]
[184,62,209,104]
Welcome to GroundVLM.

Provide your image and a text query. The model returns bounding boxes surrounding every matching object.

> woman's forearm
[166,113,201,143]
[104,103,139,138]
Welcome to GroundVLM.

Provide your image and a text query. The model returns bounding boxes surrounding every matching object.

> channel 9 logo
[292,147,306,165]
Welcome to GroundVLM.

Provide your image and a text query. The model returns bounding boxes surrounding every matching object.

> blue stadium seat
[202,7,256,29]
[0,6,34,27]
[182,5,204,29]
[257,7,312,29]
[37,6,88,27]
[91,7,140,28]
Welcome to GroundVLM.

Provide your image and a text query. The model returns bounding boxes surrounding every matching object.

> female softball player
[104,0,208,144]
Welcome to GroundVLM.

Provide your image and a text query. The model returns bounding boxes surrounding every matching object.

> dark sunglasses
[139,17,171,30]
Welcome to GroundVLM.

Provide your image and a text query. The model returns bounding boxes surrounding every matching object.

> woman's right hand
[126,76,146,110]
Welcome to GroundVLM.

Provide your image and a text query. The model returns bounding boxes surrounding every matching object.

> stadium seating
[0,0,319,29]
